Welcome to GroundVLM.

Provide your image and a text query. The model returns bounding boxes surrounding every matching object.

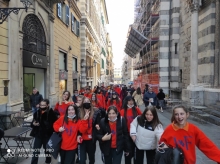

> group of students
[30,85,220,164]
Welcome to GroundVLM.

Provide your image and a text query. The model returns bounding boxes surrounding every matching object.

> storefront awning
[124,26,148,58]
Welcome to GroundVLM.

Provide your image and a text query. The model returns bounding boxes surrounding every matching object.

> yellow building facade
[53,0,81,100]
[0,1,8,110]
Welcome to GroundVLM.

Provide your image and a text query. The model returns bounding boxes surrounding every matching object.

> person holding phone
[97,105,131,164]
[30,99,57,164]
[158,105,220,164]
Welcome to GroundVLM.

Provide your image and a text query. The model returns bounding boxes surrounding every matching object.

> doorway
[23,73,35,110]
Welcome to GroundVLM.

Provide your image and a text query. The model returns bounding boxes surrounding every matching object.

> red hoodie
[91,100,102,108]
[53,116,88,150]
[54,102,74,117]
[107,99,122,112]
[96,94,106,109]
[81,119,93,140]
[120,107,142,132]
[160,122,220,164]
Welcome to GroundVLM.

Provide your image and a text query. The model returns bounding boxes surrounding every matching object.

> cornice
[68,0,81,19]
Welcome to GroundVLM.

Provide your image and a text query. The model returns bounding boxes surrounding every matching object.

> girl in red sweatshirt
[107,92,122,112]
[159,105,220,164]
[54,91,74,117]
[53,104,89,164]
[91,93,102,108]
[120,96,142,164]
[78,97,103,164]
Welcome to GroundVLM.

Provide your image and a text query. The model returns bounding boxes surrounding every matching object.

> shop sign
[59,71,68,80]
[23,51,47,69]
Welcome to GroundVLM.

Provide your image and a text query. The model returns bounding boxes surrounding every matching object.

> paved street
[6,105,219,164]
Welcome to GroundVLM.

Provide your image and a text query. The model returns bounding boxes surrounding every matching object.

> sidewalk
[7,105,219,163]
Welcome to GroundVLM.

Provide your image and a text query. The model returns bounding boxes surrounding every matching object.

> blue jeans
[32,107,37,114]
[104,148,123,164]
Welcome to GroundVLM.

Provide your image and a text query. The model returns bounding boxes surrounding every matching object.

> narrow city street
[15,105,219,164]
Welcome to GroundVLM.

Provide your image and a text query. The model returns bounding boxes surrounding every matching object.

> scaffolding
[133,0,160,93]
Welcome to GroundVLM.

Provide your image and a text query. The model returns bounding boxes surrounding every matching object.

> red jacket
[107,99,122,112]
[84,93,92,99]
[160,122,220,164]
[91,100,102,108]
[54,102,74,117]
[96,94,106,109]
[53,116,88,150]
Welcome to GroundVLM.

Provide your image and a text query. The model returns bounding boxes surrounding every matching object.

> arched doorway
[22,14,47,110]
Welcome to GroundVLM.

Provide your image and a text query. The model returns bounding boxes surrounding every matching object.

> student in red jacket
[53,104,89,164]
[54,91,74,117]
[84,88,92,99]
[96,88,106,109]
[78,97,103,164]
[120,96,142,164]
[91,93,102,108]
[158,105,220,164]
[107,92,122,112]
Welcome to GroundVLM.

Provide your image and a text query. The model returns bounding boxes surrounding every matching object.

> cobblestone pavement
[8,105,219,163]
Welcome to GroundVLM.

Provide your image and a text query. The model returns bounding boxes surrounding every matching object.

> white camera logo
[7,149,15,157]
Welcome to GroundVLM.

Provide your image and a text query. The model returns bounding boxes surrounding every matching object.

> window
[71,13,80,36]
[72,57,77,71]
[59,51,67,70]
[102,59,104,69]
[175,43,178,54]
[57,3,69,26]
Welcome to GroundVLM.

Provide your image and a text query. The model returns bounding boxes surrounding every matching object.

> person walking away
[130,106,164,164]
[120,96,142,164]
[97,106,131,164]
[54,91,74,117]
[143,87,157,107]
[30,88,43,114]
[142,84,149,94]
[132,87,143,107]
[158,105,220,164]
[72,90,79,104]
[30,99,57,164]
[53,104,89,164]
[106,92,122,112]
[157,89,165,113]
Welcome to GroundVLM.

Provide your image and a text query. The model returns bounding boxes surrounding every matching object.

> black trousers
[135,147,156,164]
[60,148,77,164]
[31,136,51,164]
[79,140,96,164]
[104,148,123,164]
[124,138,135,164]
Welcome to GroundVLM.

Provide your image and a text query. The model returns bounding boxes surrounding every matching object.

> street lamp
[0,0,33,24]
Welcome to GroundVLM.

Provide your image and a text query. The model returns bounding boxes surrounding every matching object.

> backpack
[155,147,184,164]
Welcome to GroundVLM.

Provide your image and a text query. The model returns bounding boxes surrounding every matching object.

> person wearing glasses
[130,106,163,164]
[158,105,220,164]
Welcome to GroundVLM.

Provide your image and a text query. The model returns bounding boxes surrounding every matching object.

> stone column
[214,0,220,87]
[187,1,200,89]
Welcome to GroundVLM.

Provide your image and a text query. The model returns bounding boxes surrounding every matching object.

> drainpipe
[214,0,219,87]
[168,0,172,97]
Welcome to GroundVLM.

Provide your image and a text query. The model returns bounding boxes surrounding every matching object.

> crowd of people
[29,85,220,164]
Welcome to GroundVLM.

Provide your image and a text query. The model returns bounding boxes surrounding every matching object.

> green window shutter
[102,59,104,69]
[102,48,106,57]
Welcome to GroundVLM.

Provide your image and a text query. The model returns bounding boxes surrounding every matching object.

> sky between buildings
[105,0,134,68]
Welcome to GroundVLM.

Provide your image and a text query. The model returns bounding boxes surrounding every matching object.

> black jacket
[97,114,131,156]
[157,92,165,100]
[30,108,57,138]
[30,92,43,107]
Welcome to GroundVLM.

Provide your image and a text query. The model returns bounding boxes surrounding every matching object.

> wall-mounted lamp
[69,46,72,51]
[81,59,97,70]
[3,79,10,96]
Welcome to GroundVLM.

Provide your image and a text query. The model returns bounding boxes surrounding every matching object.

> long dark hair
[63,90,71,101]
[110,93,120,104]
[64,104,79,124]
[123,96,137,124]
[91,93,98,104]
[107,105,118,115]
[136,87,141,95]
[138,106,162,130]
[171,105,189,123]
